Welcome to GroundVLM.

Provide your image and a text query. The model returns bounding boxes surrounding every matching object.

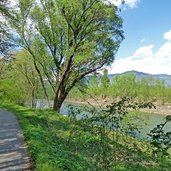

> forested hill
[109,70,171,85]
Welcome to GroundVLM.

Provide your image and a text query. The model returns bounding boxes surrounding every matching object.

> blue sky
[107,0,171,74]
[9,0,171,74]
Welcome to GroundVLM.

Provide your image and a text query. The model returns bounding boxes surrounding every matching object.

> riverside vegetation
[68,70,171,104]
[0,97,171,171]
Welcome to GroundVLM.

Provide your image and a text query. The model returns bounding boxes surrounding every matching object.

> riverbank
[65,98,171,116]
[1,104,170,171]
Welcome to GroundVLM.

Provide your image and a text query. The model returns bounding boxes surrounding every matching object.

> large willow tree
[10,0,124,111]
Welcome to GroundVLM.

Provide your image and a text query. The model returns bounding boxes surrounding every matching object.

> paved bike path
[0,109,33,171]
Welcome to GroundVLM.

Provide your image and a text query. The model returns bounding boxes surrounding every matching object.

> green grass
[0,103,170,171]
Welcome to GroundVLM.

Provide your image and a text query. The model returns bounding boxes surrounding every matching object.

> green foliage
[148,115,171,158]
[8,0,124,111]
[0,0,14,56]
[0,58,10,79]
[1,102,170,171]
[83,97,156,170]
[100,69,110,89]
[69,72,171,104]
[99,69,110,98]
[111,73,137,97]
[2,105,90,170]
[0,79,23,104]
[0,50,55,106]
[87,73,99,97]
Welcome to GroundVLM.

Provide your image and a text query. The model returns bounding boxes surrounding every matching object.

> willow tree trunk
[53,86,67,112]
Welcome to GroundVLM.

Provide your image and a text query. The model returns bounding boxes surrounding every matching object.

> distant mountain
[108,70,171,86]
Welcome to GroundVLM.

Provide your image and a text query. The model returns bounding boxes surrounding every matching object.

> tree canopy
[7,0,124,111]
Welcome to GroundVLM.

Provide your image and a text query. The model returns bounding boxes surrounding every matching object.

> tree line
[69,70,171,104]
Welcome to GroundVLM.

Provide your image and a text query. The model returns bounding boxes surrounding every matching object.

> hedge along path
[0,109,34,171]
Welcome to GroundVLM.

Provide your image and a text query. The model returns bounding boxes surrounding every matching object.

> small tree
[100,69,110,98]
[148,115,171,159]
[101,69,110,89]
[111,73,137,98]
[12,50,42,108]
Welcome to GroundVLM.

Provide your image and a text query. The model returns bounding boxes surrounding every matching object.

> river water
[35,100,171,139]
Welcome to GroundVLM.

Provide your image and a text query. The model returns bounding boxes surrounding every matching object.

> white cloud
[133,45,154,59]
[106,0,140,8]
[108,30,171,75]
[163,30,171,41]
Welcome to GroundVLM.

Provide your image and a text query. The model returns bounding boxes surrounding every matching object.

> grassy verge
[0,103,170,171]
